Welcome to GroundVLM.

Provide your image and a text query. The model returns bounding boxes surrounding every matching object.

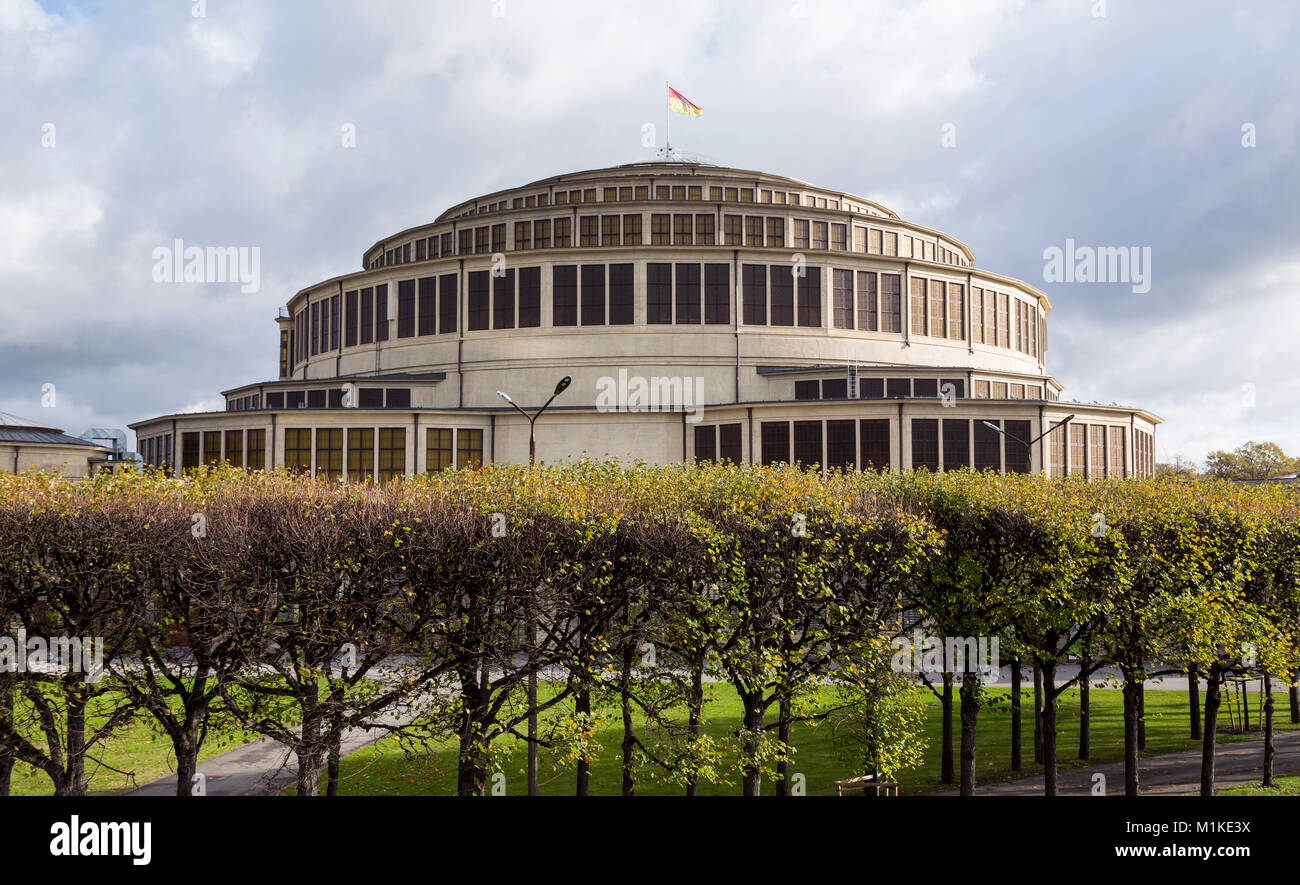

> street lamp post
[982,414,1075,471]
[495,376,570,797]
[496,376,571,467]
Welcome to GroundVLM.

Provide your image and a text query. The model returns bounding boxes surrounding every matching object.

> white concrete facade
[130,162,1159,479]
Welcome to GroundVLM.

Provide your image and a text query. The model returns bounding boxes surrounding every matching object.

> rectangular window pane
[246,429,264,471]
[375,284,388,341]
[793,420,823,469]
[284,429,311,474]
[974,421,1001,471]
[856,271,877,331]
[518,267,541,328]
[675,263,700,324]
[761,421,790,466]
[418,277,437,336]
[1006,420,1032,474]
[942,420,970,471]
[609,263,634,325]
[832,269,853,329]
[673,213,693,246]
[694,425,716,463]
[347,428,373,482]
[468,271,490,331]
[911,419,938,471]
[826,420,855,470]
[315,428,342,480]
[378,428,405,482]
[601,214,620,247]
[797,267,821,327]
[695,214,715,246]
[704,263,729,325]
[581,264,605,325]
[456,428,483,469]
[426,427,452,473]
[910,277,926,335]
[880,274,901,333]
[947,283,964,340]
[770,266,794,326]
[622,214,641,246]
[397,280,416,338]
[493,268,515,330]
[647,263,672,324]
[651,214,671,245]
[793,219,809,249]
[553,265,577,326]
[928,279,945,338]
[224,430,243,469]
[439,274,458,334]
[345,290,358,347]
[860,419,891,471]
[766,217,784,248]
[724,214,742,246]
[1108,425,1126,478]
[742,264,766,326]
[719,423,742,464]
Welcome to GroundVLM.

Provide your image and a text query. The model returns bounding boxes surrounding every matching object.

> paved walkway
[941,728,1300,796]
[126,710,414,796]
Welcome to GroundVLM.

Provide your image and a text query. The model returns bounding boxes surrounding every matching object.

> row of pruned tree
[0,464,1296,797]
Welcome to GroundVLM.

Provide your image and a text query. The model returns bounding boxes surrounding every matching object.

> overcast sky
[2,0,1297,465]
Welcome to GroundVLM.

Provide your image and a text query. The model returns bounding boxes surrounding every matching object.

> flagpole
[665,80,671,158]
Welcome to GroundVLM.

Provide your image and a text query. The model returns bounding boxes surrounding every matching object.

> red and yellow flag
[667,86,702,118]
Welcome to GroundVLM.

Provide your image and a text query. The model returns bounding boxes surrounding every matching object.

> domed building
[130,162,1159,480]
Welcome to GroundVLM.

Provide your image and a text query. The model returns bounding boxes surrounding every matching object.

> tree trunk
[326,713,342,797]
[1200,667,1222,797]
[1032,660,1043,764]
[774,694,792,797]
[940,672,954,784]
[175,735,197,797]
[457,676,490,796]
[1289,667,1298,724]
[620,642,636,797]
[1010,656,1022,771]
[1123,671,1141,797]
[64,689,88,797]
[1078,649,1090,760]
[574,683,590,797]
[685,656,704,797]
[1137,682,1146,750]
[740,691,764,797]
[1189,666,1201,740]
[295,703,324,797]
[1041,659,1058,797]
[0,674,13,798]
[1242,677,1251,732]
[959,671,979,796]
[1263,672,1275,788]
[526,599,539,797]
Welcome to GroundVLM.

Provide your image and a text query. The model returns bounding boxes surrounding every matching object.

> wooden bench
[834,773,899,797]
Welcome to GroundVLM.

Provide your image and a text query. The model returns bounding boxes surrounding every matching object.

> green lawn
[1219,773,1300,796]
[5,683,282,797]
[330,684,1300,796]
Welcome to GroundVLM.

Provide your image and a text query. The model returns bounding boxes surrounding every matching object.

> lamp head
[554,376,572,396]
[496,391,513,405]
[981,421,1001,433]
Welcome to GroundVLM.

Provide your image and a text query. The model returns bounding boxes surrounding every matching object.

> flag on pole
[667,85,702,117]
